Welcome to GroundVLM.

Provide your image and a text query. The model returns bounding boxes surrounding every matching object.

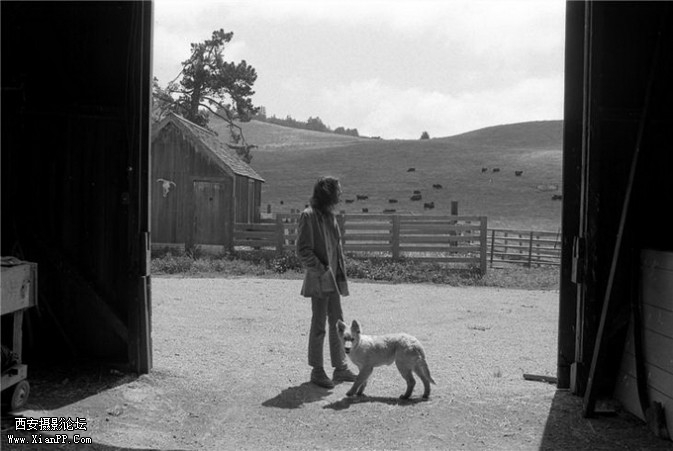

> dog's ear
[336,320,346,333]
[351,320,361,334]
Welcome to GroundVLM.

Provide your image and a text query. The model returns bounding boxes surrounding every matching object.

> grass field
[212,117,563,231]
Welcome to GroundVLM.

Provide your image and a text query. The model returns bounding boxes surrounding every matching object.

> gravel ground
[2,277,669,450]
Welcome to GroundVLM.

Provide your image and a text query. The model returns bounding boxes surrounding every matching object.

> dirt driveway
[2,278,669,450]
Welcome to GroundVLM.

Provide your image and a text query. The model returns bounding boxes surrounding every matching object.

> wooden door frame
[127,0,153,374]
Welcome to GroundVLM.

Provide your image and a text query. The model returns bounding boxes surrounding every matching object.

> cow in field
[383,208,396,213]
[413,190,421,194]
[481,167,488,173]
[492,168,500,173]
[356,194,369,200]
[552,194,563,200]
[362,208,369,213]
[432,184,443,189]
[388,199,398,203]
[345,199,354,203]
[515,170,523,176]
[407,168,416,172]
[423,202,435,209]
[410,194,422,201]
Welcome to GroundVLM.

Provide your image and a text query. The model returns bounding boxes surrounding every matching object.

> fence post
[449,201,459,246]
[480,217,488,274]
[502,232,509,260]
[519,233,525,257]
[276,214,285,254]
[490,229,496,267]
[392,214,400,260]
[287,209,298,246]
[527,231,534,267]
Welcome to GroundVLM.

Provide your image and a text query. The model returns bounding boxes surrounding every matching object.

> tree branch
[198,102,245,142]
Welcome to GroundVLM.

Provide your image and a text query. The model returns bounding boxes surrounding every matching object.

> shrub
[151,249,559,289]
[151,253,196,274]
[269,252,302,274]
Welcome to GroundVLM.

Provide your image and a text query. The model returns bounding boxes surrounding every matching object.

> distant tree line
[254,109,359,137]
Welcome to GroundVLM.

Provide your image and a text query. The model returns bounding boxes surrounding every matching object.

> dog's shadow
[323,395,428,411]
[262,382,332,409]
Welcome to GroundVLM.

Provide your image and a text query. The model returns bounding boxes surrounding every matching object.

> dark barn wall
[560,0,673,408]
[1,2,153,371]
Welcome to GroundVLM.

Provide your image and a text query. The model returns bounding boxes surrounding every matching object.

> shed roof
[152,113,265,182]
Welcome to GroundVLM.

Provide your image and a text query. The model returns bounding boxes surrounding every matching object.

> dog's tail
[417,358,436,385]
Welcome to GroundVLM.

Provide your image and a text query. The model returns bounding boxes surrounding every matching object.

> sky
[153,0,566,139]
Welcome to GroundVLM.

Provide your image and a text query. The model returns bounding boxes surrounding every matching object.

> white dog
[336,319,436,399]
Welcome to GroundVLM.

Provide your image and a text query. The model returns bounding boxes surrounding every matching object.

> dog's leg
[396,361,416,399]
[346,366,372,397]
[414,361,432,399]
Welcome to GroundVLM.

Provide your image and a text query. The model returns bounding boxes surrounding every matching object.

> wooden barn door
[193,180,232,246]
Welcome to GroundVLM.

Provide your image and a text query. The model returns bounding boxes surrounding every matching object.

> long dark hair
[310,176,341,215]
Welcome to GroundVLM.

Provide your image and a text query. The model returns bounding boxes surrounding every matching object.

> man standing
[296,176,357,388]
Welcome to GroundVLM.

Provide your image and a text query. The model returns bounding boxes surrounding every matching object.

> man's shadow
[323,395,427,411]
[262,382,332,409]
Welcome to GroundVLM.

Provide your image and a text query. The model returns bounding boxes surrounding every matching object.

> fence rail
[174,218,562,271]
[234,213,488,273]
[488,228,562,268]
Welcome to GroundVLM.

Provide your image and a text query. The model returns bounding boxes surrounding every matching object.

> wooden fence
[488,228,562,268]
[234,213,488,274]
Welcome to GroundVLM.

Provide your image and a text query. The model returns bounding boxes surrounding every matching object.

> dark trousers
[308,292,347,369]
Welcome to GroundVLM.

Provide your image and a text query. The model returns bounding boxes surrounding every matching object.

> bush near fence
[234,213,489,274]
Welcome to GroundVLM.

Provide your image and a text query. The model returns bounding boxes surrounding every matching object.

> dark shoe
[311,368,334,388]
[333,367,357,382]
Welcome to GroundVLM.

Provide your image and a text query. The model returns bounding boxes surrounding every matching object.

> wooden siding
[253,180,262,222]
[235,177,249,223]
[614,250,673,434]
[231,177,262,224]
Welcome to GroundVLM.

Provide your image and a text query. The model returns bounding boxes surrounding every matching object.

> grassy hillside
[210,117,370,151]
[443,120,562,150]
[214,118,563,231]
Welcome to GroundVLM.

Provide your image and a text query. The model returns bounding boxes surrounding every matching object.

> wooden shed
[151,113,265,251]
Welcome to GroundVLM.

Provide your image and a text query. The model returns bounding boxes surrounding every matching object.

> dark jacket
[296,207,349,297]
